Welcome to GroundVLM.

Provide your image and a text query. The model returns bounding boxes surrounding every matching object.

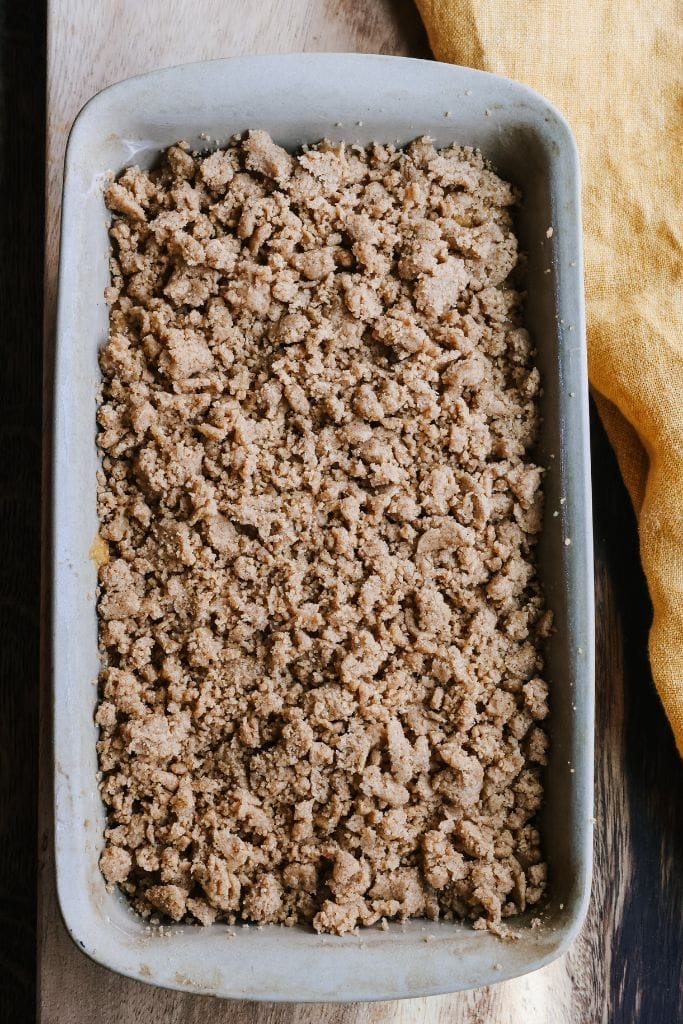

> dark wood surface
[0,1,45,1021]
[0,0,680,1020]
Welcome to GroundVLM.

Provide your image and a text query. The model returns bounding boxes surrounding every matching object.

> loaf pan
[53,53,594,1001]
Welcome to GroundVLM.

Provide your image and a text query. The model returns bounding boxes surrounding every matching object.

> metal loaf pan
[53,53,594,1001]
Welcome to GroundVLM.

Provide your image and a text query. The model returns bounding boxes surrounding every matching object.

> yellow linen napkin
[415,0,683,754]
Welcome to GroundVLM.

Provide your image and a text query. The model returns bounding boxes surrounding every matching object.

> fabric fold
[415,0,683,754]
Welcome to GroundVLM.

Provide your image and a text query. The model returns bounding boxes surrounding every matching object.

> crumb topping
[96,131,550,935]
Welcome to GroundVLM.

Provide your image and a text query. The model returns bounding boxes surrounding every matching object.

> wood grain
[36,2,682,1022]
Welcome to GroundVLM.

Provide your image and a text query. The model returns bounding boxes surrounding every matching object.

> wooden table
[35,2,682,1022]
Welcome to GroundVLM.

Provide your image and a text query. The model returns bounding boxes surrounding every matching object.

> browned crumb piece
[145,884,188,921]
[96,131,550,937]
[100,844,132,884]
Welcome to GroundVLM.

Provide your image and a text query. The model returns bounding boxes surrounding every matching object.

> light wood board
[39,2,682,1022]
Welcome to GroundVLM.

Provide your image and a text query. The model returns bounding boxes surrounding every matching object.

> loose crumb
[96,131,550,937]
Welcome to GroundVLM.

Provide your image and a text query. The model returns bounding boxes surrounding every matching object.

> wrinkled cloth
[416,0,683,754]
